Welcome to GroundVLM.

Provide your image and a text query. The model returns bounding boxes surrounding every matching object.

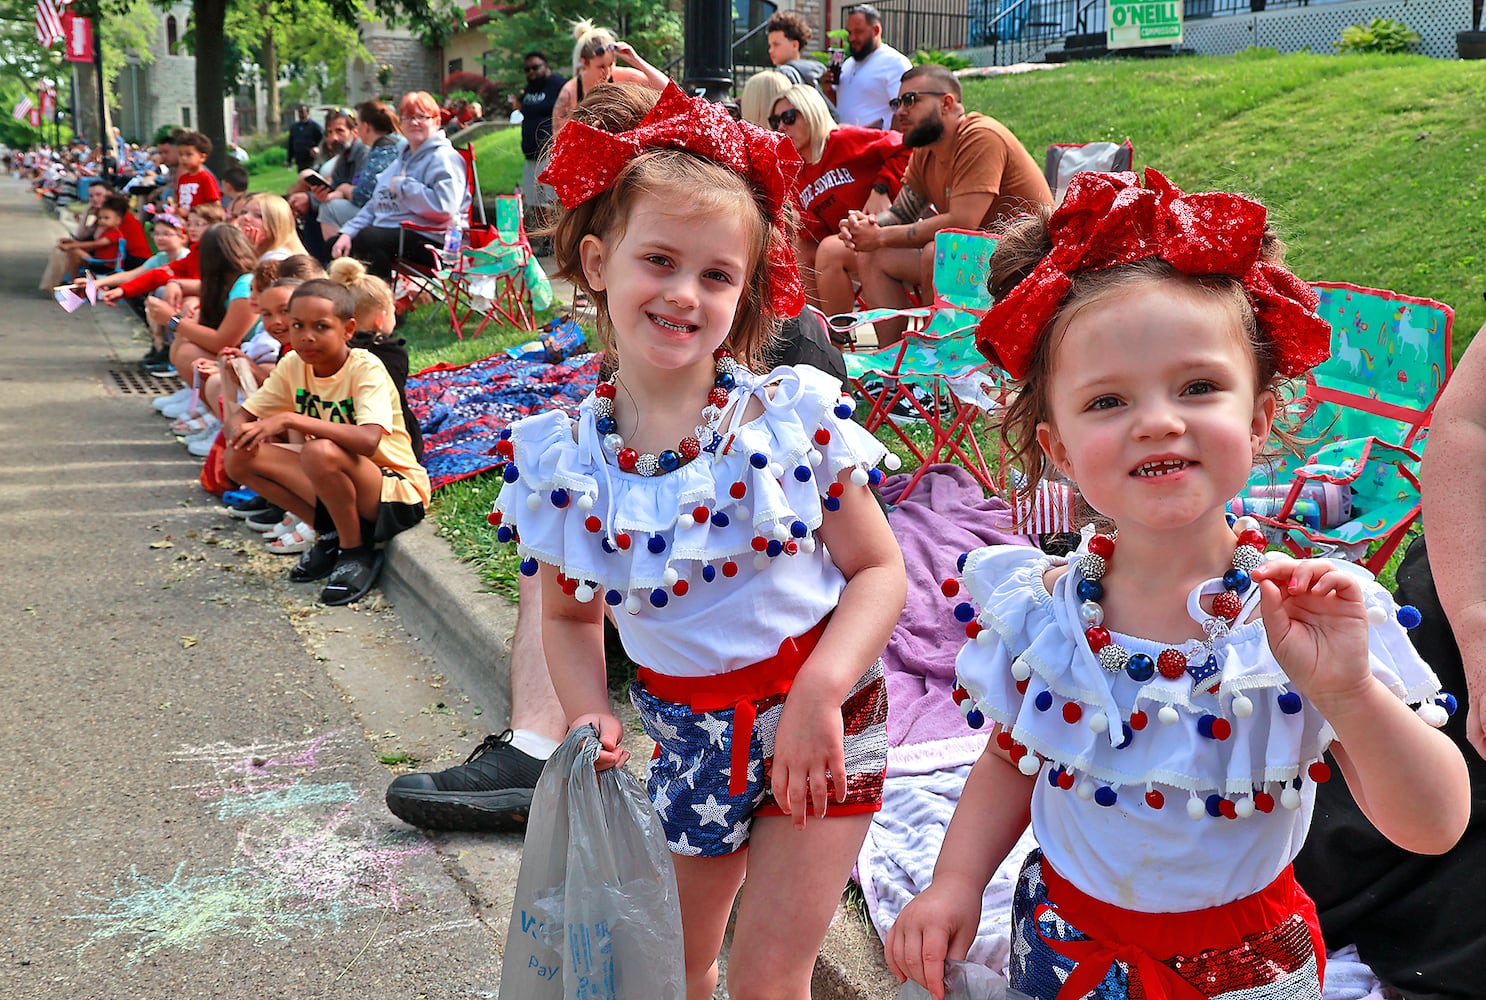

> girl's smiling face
[152,225,186,254]
[579,191,751,379]
[258,285,295,343]
[1036,280,1275,534]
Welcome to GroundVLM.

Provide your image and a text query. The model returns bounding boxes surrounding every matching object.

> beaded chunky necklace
[592,348,739,476]
[1077,527,1267,707]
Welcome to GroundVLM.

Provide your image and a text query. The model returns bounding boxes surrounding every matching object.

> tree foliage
[478,0,682,89]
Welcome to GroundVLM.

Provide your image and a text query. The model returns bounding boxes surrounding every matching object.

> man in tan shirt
[840,64,1052,345]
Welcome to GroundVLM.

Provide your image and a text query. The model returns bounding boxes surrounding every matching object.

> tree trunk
[195,0,231,176]
[263,23,280,136]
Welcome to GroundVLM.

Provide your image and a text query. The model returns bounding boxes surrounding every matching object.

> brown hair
[992,205,1296,494]
[766,10,812,46]
[252,253,323,293]
[176,131,213,157]
[197,224,258,329]
[551,151,781,371]
[188,202,226,226]
[356,100,400,136]
[328,256,395,325]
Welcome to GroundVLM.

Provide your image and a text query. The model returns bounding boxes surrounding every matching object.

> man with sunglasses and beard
[825,5,911,129]
[839,64,1050,346]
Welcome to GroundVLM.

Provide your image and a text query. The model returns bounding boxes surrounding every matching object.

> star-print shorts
[629,659,887,858]
[1009,850,1324,1000]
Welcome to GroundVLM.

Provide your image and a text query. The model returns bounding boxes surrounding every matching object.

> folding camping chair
[1044,140,1134,203]
[437,192,552,337]
[391,144,486,311]
[830,229,1003,498]
[1236,282,1454,572]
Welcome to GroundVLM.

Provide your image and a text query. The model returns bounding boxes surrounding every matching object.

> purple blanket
[880,465,1034,748]
[406,352,602,491]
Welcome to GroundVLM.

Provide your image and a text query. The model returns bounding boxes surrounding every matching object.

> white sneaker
[180,416,222,444]
[264,514,300,539]
[186,434,217,458]
[153,387,192,412]
[160,396,200,420]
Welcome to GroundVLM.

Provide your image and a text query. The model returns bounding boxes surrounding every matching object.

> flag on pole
[13,95,35,122]
[35,0,65,47]
[62,12,93,62]
[39,87,55,121]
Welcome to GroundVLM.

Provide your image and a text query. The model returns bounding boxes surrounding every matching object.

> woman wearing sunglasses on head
[769,84,910,312]
[550,19,669,138]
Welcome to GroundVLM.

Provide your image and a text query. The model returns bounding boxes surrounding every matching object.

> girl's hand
[218,346,246,362]
[100,287,123,304]
[162,281,184,309]
[237,218,265,245]
[771,689,847,829]
[570,713,629,771]
[884,880,983,1000]
[193,359,219,377]
[1252,556,1370,705]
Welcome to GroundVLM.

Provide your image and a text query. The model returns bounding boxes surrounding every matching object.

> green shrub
[913,48,973,69]
[1335,18,1420,54]
[245,145,286,174]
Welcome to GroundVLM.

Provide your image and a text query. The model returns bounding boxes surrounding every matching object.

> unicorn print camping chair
[1235,282,1454,572]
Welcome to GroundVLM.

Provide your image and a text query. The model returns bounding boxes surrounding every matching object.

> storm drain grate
[107,368,185,395]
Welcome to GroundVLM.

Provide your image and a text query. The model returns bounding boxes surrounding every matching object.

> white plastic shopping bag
[499,725,684,1000]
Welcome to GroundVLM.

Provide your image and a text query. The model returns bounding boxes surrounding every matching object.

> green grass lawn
[967,50,1486,355]
[405,50,1473,594]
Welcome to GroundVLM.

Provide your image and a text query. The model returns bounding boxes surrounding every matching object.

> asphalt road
[0,178,520,998]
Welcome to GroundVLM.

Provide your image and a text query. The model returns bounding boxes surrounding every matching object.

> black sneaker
[385,731,547,832]
[139,346,169,369]
[246,505,287,530]
[226,494,270,518]
[288,536,339,583]
[320,550,384,606]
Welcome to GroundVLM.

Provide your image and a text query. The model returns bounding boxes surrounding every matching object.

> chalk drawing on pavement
[68,732,432,963]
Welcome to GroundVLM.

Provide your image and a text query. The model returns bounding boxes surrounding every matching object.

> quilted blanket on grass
[407,352,602,490]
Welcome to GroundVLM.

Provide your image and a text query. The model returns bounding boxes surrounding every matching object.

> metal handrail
[984,0,1039,33]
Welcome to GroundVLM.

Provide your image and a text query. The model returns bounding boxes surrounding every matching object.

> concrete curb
[69,194,895,993]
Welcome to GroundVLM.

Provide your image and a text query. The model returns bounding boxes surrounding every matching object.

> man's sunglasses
[768,108,802,130]
[888,90,948,111]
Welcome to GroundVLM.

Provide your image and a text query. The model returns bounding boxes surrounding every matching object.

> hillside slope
[964,50,1486,353]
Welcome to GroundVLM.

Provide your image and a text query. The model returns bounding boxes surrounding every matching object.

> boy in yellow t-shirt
[224,278,430,605]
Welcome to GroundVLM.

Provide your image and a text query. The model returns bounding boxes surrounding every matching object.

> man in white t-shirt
[822,4,912,129]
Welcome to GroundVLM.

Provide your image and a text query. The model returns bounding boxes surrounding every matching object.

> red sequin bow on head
[975,168,1331,380]
[540,81,806,319]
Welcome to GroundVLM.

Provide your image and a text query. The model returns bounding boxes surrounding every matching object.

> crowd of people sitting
[20,8,1486,998]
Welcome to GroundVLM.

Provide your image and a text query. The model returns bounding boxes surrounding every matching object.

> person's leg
[299,437,383,550]
[168,339,215,379]
[223,440,317,525]
[725,813,873,1000]
[856,245,925,346]
[384,572,565,831]
[672,852,750,1000]
[814,235,858,317]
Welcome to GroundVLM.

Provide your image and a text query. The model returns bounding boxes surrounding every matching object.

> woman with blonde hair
[738,68,794,129]
[235,192,308,262]
[331,90,469,280]
[769,83,908,306]
[550,19,668,136]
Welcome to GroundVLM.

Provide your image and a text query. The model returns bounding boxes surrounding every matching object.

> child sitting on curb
[224,279,430,606]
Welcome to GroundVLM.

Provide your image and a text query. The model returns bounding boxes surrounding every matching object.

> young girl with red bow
[886,169,1469,1000]
[490,83,906,999]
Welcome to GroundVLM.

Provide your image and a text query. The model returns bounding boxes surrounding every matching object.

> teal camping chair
[1236,282,1453,572]
[830,229,1003,498]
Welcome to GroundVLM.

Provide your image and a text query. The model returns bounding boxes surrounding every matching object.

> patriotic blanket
[406,352,602,490]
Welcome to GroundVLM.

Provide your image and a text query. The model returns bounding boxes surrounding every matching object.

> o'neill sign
[1108,0,1183,48]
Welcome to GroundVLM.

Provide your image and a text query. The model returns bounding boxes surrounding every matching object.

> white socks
[509,728,559,760]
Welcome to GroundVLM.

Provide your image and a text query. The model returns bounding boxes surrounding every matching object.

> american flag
[35,0,65,47]
[12,95,35,123]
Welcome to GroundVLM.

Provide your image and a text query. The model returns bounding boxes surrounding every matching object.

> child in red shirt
[172,131,222,215]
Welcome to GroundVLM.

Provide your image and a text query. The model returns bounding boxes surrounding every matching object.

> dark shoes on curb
[385,730,546,833]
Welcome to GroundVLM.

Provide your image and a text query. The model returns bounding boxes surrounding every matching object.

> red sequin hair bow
[540,81,806,319]
[976,168,1331,380]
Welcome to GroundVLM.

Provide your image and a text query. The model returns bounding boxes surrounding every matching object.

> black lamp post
[682,0,732,104]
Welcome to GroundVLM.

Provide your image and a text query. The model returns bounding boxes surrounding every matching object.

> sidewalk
[70,210,898,997]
